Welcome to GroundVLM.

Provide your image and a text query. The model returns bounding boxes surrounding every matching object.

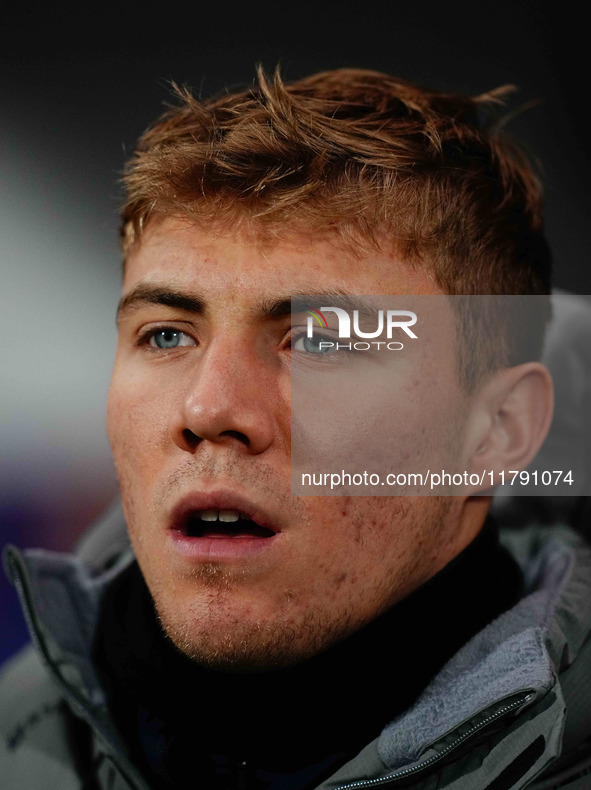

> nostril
[182,429,201,449]
[180,428,249,450]
[220,429,250,446]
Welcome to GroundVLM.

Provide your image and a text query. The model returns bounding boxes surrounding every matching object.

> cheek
[309,497,414,574]
[106,371,173,519]
[293,366,464,480]
[308,495,452,604]
[291,497,420,620]
[108,365,170,453]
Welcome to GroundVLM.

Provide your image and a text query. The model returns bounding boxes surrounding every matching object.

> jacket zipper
[336,692,535,790]
[7,549,152,790]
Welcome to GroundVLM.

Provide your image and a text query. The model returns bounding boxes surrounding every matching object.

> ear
[462,363,554,493]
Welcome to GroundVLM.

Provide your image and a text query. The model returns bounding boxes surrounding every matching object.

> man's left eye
[148,329,196,349]
[292,334,336,354]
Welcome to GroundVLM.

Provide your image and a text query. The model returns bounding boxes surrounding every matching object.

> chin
[149,580,355,673]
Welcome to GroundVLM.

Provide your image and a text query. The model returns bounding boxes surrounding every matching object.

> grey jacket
[1,520,591,790]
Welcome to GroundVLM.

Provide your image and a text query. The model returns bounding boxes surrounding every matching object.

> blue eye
[293,334,336,354]
[292,331,354,356]
[148,329,195,349]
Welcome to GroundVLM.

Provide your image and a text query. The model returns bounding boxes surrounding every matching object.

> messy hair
[121,66,551,296]
[120,66,552,386]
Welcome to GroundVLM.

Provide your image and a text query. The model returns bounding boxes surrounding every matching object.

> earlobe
[464,363,554,493]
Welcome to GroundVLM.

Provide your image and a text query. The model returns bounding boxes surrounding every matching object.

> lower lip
[168,530,279,561]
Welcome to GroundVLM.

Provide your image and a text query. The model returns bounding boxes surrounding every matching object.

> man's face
[107,218,471,670]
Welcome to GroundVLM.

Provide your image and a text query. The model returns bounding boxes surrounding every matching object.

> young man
[2,67,590,789]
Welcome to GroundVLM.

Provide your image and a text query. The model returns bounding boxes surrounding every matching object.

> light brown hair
[121,66,551,297]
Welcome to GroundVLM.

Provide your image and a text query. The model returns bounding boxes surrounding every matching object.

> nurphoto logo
[305,307,418,351]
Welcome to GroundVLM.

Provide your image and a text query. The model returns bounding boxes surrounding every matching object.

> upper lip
[169,490,282,534]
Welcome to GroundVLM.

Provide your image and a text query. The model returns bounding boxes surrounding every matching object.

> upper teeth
[197,509,249,522]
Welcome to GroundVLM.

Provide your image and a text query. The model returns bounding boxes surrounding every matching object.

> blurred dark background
[1,0,589,664]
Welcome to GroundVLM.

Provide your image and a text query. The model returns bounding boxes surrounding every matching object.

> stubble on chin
[148,571,355,673]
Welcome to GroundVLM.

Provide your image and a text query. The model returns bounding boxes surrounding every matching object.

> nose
[170,339,278,455]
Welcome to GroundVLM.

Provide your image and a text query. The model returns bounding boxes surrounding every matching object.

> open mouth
[183,510,276,539]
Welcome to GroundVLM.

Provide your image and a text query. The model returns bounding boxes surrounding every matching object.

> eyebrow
[117,285,207,322]
[260,292,388,322]
[117,283,381,324]
[290,293,381,320]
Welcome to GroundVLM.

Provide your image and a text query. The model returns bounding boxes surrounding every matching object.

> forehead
[123,217,444,298]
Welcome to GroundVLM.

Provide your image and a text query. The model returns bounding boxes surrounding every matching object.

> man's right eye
[141,328,197,349]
